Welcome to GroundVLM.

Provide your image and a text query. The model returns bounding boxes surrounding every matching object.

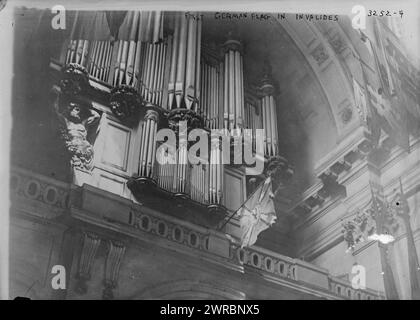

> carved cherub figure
[52,88,100,170]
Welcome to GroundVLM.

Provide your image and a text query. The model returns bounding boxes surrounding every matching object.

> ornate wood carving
[59,63,90,96]
[109,85,143,123]
[52,88,100,171]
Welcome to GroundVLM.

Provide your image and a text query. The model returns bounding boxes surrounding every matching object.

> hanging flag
[106,11,128,39]
[71,11,113,40]
[359,25,410,151]
[237,176,276,248]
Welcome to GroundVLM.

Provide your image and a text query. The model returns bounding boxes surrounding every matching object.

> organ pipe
[208,135,224,206]
[113,11,164,88]
[222,37,244,132]
[139,40,167,106]
[138,109,160,179]
[156,143,176,192]
[199,57,222,129]
[260,62,279,157]
[167,13,202,110]
[173,134,189,196]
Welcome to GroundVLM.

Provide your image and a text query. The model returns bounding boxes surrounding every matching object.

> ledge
[9,166,385,300]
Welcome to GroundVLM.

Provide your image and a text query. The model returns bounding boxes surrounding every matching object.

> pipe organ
[223,37,245,133]
[190,164,208,204]
[139,41,167,106]
[65,12,92,67]
[167,14,202,110]
[112,11,164,89]
[173,132,190,196]
[155,142,176,192]
[244,98,262,152]
[66,39,90,67]
[88,40,113,82]
[208,136,224,206]
[138,109,160,179]
[260,69,279,157]
[62,11,282,211]
[200,53,223,129]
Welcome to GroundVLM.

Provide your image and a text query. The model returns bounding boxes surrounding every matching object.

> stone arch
[131,279,246,300]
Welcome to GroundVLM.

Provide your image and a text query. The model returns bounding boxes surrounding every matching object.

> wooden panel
[223,168,245,212]
[100,121,131,172]
[97,173,125,196]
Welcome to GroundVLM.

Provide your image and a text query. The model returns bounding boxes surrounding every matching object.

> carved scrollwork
[59,63,90,96]
[167,108,204,135]
[109,85,143,123]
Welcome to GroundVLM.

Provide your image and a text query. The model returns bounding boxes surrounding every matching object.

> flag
[359,26,410,151]
[71,11,114,40]
[237,176,276,248]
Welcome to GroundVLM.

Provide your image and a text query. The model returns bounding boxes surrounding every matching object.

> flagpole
[217,177,267,231]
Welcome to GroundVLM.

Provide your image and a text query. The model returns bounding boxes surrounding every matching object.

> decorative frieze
[131,210,210,251]
[10,167,69,219]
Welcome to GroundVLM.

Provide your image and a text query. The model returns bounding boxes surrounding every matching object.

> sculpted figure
[52,88,100,170]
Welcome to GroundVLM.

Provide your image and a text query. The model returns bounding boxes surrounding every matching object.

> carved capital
[109,85,143,123]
